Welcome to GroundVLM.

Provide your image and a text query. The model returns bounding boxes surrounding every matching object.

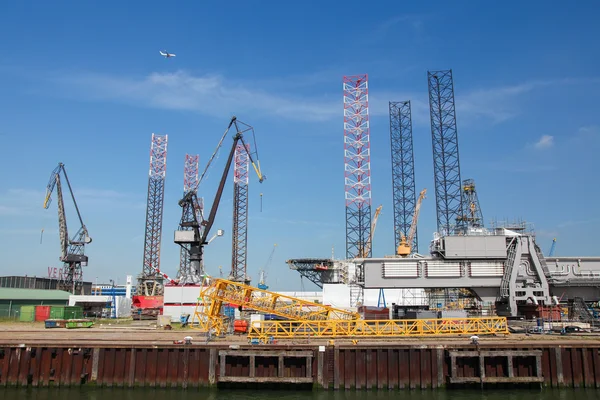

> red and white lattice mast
[343,74,372,307]
[138,133,168,296]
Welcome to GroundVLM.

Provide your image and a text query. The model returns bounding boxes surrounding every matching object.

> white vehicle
[159,50,176,58]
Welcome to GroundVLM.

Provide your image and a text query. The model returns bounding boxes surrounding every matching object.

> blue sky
[1,1,599,290]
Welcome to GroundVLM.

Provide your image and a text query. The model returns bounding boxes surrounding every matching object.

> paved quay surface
[1,322,599,347]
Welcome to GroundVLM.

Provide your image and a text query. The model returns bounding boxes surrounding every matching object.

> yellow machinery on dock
[193,277,509,340]
[246,316,509,342]
[193,277,359,335]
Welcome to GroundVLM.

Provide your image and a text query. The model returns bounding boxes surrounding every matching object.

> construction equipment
[389,101,419,261]
[257,244,277,290]
[231,142,252,284]
[548,238,557,257]
[175,117,264,282]
[194,277,359,335]
[248,316,509,341]
[457,179,484,229]
[360,205,382,258]
[397,189,427,257]
[138,134,169,297]
[43,163,92,294]
[178,154,204,284]
[193,277,508,341]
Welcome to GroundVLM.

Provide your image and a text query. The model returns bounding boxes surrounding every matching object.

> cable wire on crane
[195,117,265,193]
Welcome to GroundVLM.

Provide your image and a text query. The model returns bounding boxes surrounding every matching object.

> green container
[19,305,35,322]
[50,306,83,320]
[65,319,93,329]
[64,306,83,320]
[50,306,65,319]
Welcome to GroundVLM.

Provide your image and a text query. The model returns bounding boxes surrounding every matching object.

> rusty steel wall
[0,347,213,388]
[327,346,444,389]
[2,345,600,389]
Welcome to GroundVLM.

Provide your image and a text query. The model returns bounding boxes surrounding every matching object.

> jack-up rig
[138,133,169,296]
[286,69,600,320]
[133,134,169,316]
[354,70,600,317]
[43,162,92,294]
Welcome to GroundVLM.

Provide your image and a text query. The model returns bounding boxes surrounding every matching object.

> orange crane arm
[407,189,427,247]
[397,189,427,257]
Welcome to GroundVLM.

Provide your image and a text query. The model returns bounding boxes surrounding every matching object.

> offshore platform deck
[290,228,600,317]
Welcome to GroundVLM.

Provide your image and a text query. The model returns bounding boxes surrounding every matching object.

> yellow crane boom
[397,189,427,257]
[360,205,382,258]
[194,278,359,335]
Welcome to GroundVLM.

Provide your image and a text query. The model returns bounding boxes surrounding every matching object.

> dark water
[2,388,600,400]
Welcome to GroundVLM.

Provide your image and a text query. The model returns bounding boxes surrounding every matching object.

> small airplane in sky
[159,50,176,58]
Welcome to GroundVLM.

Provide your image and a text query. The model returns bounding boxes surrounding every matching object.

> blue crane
[548,238,557,257]
[258,244,277,290]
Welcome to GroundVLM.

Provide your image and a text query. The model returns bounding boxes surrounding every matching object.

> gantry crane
[43,163,92,294]
[175,117,264,278]
[397,189,427,257]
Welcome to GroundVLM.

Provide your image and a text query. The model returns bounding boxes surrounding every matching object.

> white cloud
[486,162,557,173]
[0,187,143,218]
[0,205,22,216]
[252,215,340,228]
[576,125,600,140]
[534,135,554,149]
[0,228,57,235]
[535,229,559,239]
[455,78,600,125]
[52,70,339,122]
[42,69,600,128]
[557,217,600,228]
[0,188,47,216]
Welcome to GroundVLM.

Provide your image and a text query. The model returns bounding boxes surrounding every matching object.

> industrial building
[0,288,70,318]
[0,275,92,295]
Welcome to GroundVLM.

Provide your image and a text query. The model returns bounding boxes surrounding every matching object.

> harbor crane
[548,238,557,257]
[397,189,427,257]
[360,205,382,258]
[258,243,278,290]
[43,163,92,294]
[175,117,264,278]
